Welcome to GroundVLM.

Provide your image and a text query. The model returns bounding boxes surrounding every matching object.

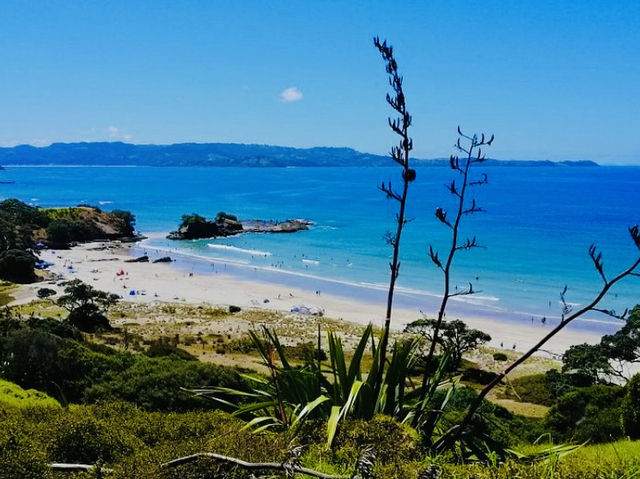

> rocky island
[167,212,311,240]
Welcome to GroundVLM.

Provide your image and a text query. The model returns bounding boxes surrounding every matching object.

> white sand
[21,242,602,355]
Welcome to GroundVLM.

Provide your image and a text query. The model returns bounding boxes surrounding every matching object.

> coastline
[21,239,606,355]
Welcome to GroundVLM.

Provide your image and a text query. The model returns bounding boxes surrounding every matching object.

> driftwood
[50,454,347,478]
[160,452,348,478]
[50,463,113,473]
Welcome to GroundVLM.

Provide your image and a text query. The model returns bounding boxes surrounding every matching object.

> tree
[560,305,640,383]
[599,305,640,378]
[180,213,208,228]
[0,249,36,283]
[46,219,94,245]
[111,209,136,236]
[405,318,491,367]
[0,200,50,252]
[37,287,57,299]
[58,280,119,332]
[562,343,612,384]
[621,373,640,439]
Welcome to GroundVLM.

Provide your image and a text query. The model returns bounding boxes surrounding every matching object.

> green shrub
[144,340,197,361]
[461,367,499,385]
[36,287,57,299]
[83,356,246,411]
[48,408,142,464]
[335,415,418,463]
[622,373,640,439]
[546,384,625,442]
[504,373,554,406]
[0,315,244,410]
[433,386,545,447]
[285,341,328,362]
[226,335,256,353]
[493,352,508,361]
[0,425,50,479]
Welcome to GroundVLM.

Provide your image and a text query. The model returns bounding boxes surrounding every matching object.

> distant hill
[0,142,599,167]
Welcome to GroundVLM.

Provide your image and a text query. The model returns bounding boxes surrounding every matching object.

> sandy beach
[19,241,603,355]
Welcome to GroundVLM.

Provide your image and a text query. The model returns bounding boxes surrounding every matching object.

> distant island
[0,142,599,167]
[168,212,312,240]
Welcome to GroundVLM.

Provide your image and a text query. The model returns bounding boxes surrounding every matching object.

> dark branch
[591,307,629,320]
[589,244,607,284]
[429,245,444,271]
[435,207,452,228]
[160,453,347,479]
[443,241,640,450]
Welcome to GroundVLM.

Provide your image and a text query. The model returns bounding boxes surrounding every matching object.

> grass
[440,440,640,478]
[0,379,60,409]
[0,394,637,478]
[10,299,66,318]
[0,281,16,306]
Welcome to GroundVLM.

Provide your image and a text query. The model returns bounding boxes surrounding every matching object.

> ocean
[2,165,639,336]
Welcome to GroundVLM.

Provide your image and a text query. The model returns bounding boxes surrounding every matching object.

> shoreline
[20,240,607,355]
[135,235,626,336]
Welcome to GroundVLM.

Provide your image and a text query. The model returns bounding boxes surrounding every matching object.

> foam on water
[207,244,272,256]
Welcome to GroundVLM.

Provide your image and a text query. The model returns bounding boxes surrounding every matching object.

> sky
[1,1,639,164]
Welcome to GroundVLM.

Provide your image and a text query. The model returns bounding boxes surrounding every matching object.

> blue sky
[1,1,639,163]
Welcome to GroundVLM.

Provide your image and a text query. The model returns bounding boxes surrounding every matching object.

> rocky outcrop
[125,255,149,263]
[242,219,312,234]
[152,256,173,263]
[167,212,311,240]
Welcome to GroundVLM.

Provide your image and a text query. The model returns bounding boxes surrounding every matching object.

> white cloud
[107,125,119,138]
[279,86,303,103]
[107,125,132,142]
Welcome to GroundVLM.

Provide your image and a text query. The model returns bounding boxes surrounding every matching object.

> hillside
[0,200,136,250]
[0,142,599,167]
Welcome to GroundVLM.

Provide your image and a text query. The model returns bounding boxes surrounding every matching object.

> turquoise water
[2,165,639,334]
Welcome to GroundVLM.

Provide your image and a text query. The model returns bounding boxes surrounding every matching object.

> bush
[67,304,112,332]
[622,373,640,439]
[145,340,197,361]
[0,249,36,283]
[0,425,50,479]
[461,367,500,385]
[432,386,545,447]
[46,219,96,245]
[503,373,554,406]
[83,356,247,411]
[226,335,256,353]
[285,341,328,362]
[0,315,245,410]
[333,415,419,468]
[36,287,57,299]
[48,408,142,464]
[546,385,625,442]
[493,352,508,361]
